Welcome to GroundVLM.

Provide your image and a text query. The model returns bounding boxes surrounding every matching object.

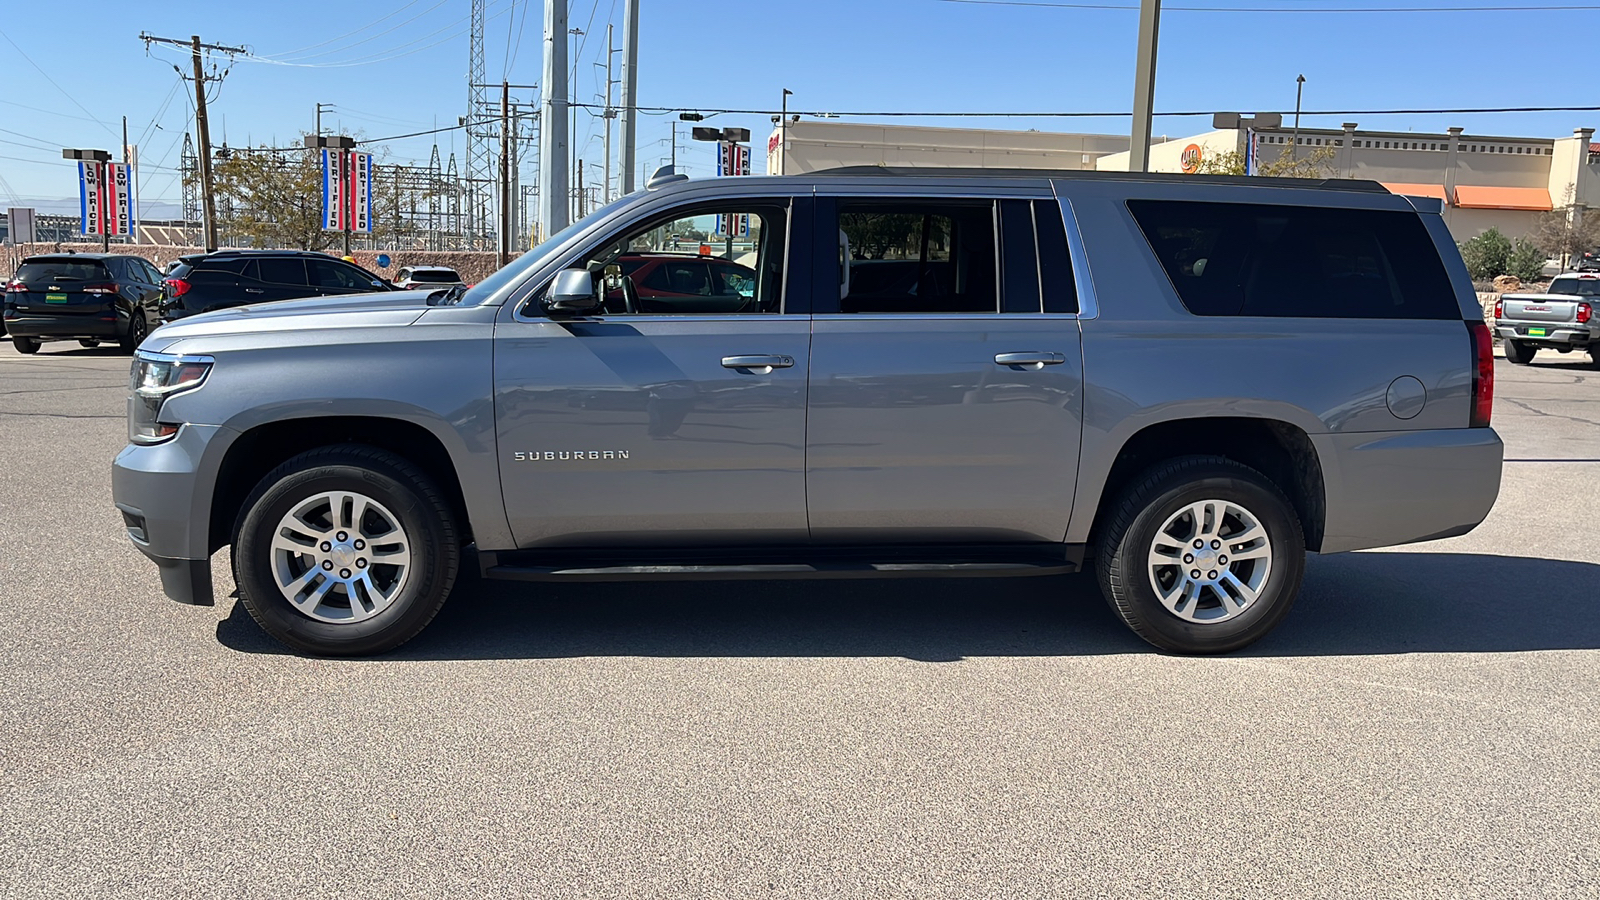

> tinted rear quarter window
[1127,200,1458,319]
[255,258,309,286]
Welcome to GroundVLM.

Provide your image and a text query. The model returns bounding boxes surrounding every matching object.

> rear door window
[256,258,309,287]
[1127,200,1457,319]
[832,200,998,314]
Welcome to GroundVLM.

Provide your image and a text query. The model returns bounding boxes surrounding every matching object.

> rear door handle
[994,351,1066,370]
[722,355,795,374]
[244,288,265,294]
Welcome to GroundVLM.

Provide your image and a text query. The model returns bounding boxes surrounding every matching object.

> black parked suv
[4,253,164,354]
[161,250,393,320]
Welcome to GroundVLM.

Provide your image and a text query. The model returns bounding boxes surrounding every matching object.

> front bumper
[4,311,122,340]
[112,423,233,606]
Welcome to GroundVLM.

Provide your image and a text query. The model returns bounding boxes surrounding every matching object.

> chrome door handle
[244,288,265,294]
[722,355,795,374]
[994,351,1065,370]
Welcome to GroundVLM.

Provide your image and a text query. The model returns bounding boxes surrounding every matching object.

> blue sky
[2,0,1596,215]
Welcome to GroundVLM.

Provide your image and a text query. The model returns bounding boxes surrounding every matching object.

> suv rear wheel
[233,445,459,656]
[119,312,148,354]
[11,336,40,354]
[1095,456,1305,654]
[1503,339,1535,365]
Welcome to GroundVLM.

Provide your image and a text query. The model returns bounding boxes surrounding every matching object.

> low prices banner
[321,148,345,232]
[78,161,105,235]
[105,162,134,237]
[347,150,372,234]
[716,142,751,237]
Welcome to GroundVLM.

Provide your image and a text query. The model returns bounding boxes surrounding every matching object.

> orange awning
[1453,185,1553,211]
[1382,182,1448,201]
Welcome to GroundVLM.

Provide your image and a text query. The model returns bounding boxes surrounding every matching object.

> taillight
[5,280,25,293]
[1493,299,1503,319]
[1579,302,1593,324]
[1468,320,1494,428]
[164,278,191,298]
[83,283,118,295]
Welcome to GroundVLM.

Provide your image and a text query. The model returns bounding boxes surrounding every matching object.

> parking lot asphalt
[0,340,1596,898]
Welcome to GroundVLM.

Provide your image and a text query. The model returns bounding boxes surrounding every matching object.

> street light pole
[1292,74,1306,162]
[780,88,792,175]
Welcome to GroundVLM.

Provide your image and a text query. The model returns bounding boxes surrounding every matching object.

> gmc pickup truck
[1494,273,1600,367]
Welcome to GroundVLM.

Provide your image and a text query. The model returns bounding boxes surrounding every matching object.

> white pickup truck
[1494,273,1600,367]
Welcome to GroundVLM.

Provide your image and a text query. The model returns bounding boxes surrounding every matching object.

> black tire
[1586,347,1600,370]
[1503,339,1536,365]
[11,336,40,354]
[1095,455,1306,654]
[119,312,148,354]
[78,339,101,349]
[233,444,459,656]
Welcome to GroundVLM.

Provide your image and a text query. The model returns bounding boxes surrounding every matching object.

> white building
[764,120,1142,175]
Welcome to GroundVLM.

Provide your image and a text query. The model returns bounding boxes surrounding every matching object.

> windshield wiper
[428,283,469,306]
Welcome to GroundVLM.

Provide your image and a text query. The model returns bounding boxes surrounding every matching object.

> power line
[575,101,1600,118]
[939,0,1600,10]
[265,0,427,58]
[0,26,119,139]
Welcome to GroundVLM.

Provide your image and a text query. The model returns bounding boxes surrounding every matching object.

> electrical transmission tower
[180,132,199,235]
[464,0,493,250]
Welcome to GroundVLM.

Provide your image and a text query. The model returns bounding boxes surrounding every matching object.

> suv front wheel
[1096,456,1305,654]
[234,445,459,656]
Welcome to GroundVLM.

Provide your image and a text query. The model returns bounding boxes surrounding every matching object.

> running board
[481,560,1077,582]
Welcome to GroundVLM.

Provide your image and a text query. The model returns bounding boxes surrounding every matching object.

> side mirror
[542,268,601,316]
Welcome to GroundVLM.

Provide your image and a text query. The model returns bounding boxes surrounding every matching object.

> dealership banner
[78,161,105,235]
[321,148,345,232]
[348,150,372,234]
[716,142,751,237]
[105,162,135,237]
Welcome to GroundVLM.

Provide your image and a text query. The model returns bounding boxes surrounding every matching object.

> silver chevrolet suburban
[111,167,1504,656]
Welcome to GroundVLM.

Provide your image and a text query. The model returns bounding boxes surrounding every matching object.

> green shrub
[1506,237,1546,282]
[1459,228,1512,280]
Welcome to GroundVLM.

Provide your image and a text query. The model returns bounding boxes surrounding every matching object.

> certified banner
[321,148,345,232]
[78,161,105,235]
[105,163,135,237]
[347,150,372,234]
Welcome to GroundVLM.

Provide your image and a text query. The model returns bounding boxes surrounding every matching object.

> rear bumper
[3,311,122,339]
[1314,427,1504,553]
[1494,321,1598,345]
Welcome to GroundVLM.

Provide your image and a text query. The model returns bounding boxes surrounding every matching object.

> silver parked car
[112,166,1503,656]
[391,265,465,291]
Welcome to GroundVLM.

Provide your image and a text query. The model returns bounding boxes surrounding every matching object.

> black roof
[178,249,339,261]
[21,252,145,261]
[812,165,1389,193]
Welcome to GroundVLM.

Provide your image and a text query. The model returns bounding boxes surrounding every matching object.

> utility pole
[500,80,511,267]
[603,23,614,204]
[619,0,640,195]
[577,160,585,218]
[316,102,335,137]
[1128,0,1162,173]
[140,33,245,251]
[537,0,570,238]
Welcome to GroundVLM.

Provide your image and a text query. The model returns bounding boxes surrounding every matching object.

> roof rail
[811,165,1388,193]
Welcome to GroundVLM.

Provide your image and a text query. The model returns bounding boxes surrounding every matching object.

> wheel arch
[209,415,474,555]
[1081,416,1326,553]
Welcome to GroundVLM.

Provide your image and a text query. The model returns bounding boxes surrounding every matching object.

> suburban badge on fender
[514,450,631,462]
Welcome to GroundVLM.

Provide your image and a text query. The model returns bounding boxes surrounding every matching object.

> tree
[206,141,332,251]
[1531,189,1600,269]
[1191,145,1338,179]
[1506,237,1547,282]
[1459,227,1512,281]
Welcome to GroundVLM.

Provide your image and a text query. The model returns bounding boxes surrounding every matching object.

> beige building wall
[765,121,1134,175]
[1095,129,1239,173]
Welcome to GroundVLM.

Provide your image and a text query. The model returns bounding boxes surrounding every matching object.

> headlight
[129,351,213,445]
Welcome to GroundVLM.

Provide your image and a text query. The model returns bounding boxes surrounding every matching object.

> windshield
[1547,277,1600,296]
[16,260,110,283]
[457,194,638,305]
